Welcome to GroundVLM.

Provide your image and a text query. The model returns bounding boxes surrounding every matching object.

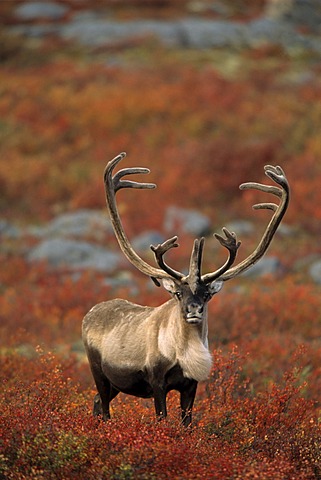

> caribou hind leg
[93,387,119,420]
[92,372,119,421]
[87,351,119,420]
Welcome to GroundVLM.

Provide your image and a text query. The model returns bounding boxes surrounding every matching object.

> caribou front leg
[153,385,168,421]
[180,380,198,427]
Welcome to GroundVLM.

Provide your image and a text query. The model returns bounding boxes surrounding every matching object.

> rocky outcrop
[26,237,122,272]
[164,206,211,237]
[2,209,318,283]
[8,4,321,53]
[14,1,69,21]
[309,259,321,284]
[265,0,321,33]
[28,209,113,241]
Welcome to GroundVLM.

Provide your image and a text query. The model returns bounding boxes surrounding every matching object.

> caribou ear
[209,280,223,295]
[162,278,177,294]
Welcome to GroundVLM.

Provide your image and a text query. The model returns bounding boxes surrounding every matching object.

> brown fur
[82,280,222,426]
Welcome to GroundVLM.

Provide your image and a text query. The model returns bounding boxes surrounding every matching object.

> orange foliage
[0,258,110,347]
[1,21,321,479]
[1,55,321,233]
[1,346,321,479]
[1,252,321,477]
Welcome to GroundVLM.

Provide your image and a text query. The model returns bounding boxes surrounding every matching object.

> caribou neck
[165,299,209,347]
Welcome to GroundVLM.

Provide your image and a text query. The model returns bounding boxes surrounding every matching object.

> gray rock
[129,19,182,47]
[0,220,21,238]
[61,18,180,47]
[61,17,246,50]
[309,259,321,284]
[103,271,139,295]
[293,253,319,273]
[8,14,321,53]
[224,219,294,239]
[132,231,165,252]
[14,1,69,21]
[224,220,254,237]
[71,11,102,23]
[164,206,211,237]
[245,17,310,50]
[29,210,112,241]
[241,256,283,277]
[9,24,59,38]
[277,223,296,236]
[27,238,122,272]
[60,19,127,47]
[178,19,245,48]
[265,0,321,33]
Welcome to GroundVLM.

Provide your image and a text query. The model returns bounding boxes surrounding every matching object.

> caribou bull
[82,153,289,426]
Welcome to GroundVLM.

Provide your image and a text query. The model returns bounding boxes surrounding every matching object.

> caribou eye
[203,291,211,301]
[174,292,182,300]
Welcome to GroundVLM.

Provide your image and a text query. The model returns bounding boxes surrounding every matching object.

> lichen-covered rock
[164,206,211,237]
[27,238,122,272]
[29,210,112,241]
[14,1,69,21]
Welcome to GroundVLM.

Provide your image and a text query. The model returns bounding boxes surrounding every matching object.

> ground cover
[1,7,321,477]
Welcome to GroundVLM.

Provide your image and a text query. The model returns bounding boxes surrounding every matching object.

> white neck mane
[158,304,212,382]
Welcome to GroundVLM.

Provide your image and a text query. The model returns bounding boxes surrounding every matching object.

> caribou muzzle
[185,303,204,324]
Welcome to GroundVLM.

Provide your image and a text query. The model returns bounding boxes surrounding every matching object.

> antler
[104,153,240,286]
[104,152,184,281]
[201,228,241,284]
[104,155,288,287]
[150,237,184,281]
[218,165,290,281]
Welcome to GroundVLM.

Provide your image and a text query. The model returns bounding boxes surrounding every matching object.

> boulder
[224,220,254,237]
[28,210,112,241]
[245,18,300,49]
[309,259,321,284]
[265,0,321,33]
[103,271,139,295]
[14,1,69,21]
[0,220,20,238]
[178,19,245,48]
[26,238,122,273]
[132,231,165,252]
[61,18,180,47]
[164,206,211,237]
[241,256,283,278]
[8,13,321,53]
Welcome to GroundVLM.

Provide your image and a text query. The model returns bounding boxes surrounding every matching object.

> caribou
[82,153,290,426]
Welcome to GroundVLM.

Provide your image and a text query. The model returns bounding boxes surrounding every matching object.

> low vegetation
[1,2,321,477]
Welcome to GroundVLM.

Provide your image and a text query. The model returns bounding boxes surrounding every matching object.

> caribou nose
[193,303,203,313]
[187,303,203,317]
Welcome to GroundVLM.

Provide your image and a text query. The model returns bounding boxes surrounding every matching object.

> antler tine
[253,203,278,212]
[218,164,290,282]
[201,228,241,284]
[240,183,281,213]
[240,165,288,194]
[113,167,156,192]
[104,153,156,192]
[240,165,289,213]
[150,237,184,281]
[187,237,205,293]
[104,152,184,283]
